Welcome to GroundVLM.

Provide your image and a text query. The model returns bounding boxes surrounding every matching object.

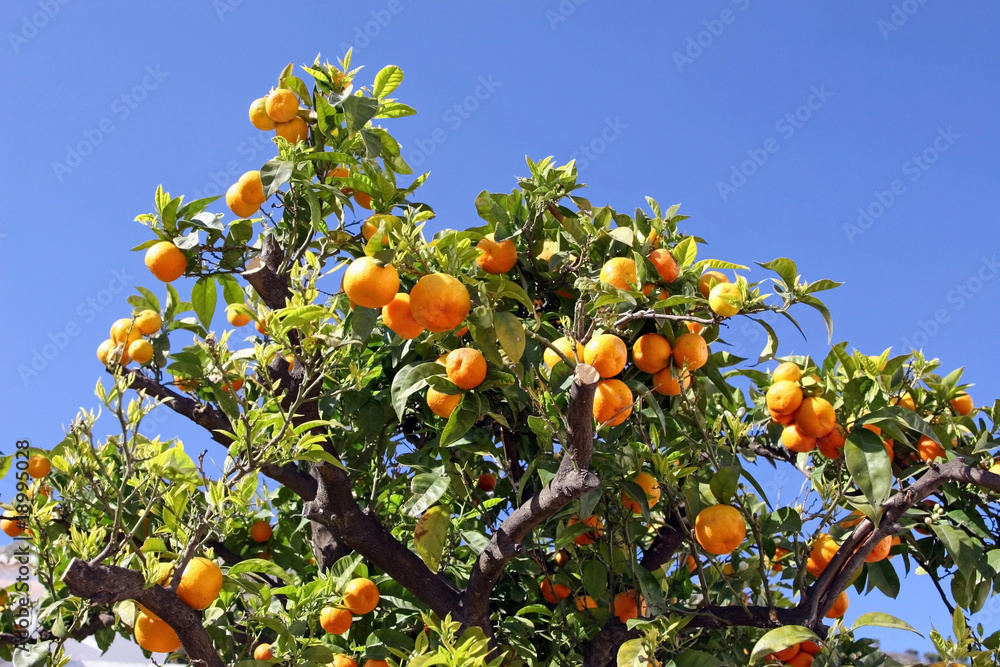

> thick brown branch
[462,364,601,631]
[639,514,686,571]
[62,559,224,667]
[243,234,292,310]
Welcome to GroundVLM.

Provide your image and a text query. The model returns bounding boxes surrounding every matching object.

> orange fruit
[1,516,24,538]
[128,339,154,365]
[600,257,637,291]
[575,595,599,611]
[766,380,803,415]
[254,644,274,661]
[773,362,802,383]
[227,305,251,327]
[799,640,822,655]
[807,534,839,576]
[477,473,496,492]
[342,578,380,615]
[684,320,704,334]
[893,392,916,411]
[362,214,399,245]
[427,387,461,418]
[409,273,470,332]
[593,379,633,426]
[698,271,729,298]
[721,562,735,576]
[382,293,425,340]
[134,609,181,653]
[135,310,162,335]
[175,557,222,610]
[708,282,742,317]
[584,334,628,378]
[332,656,357,667]
[772,644,800,661]
[794,397,836,438]
[917,435,946,462]
[445,348,488,390]
[950,392,974,416]
[816,425,846,459]
[672,333,708,371]
[236,170,267,206]
[265,89,299,123]
[838,510,865,529]
[353,191,374,209]
[694,505,746,555]
[568,515,604,546]
[652,365,691,396]
[622,471,661,514]
[27,455,50,479]
[770,408,795,425]
[825,590,849,618]
[320,606,353,634]
[787,653,815,667]
[329,166,349,180]
[364,661,390,667]
[255,318,268,335]
[250,520,272,543]
[543,336,584,369]
[275,116,309,143]
[249,97,276,131]
[145,241,187,283]
[685,554,697,573]
[613,590,642,622]
[649,248,679,283]
[864,535,892,563]
[781,424,817,453]
[343,257,399,309]
[554,550,570,568]
[632,334,672,374]
[226,182,258,218]
[476,234,518,274]
[110,318,142,347]
[771,546,790,572]
[539,579,571,603]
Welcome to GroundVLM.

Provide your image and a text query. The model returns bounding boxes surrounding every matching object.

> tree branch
[243,234,292,310]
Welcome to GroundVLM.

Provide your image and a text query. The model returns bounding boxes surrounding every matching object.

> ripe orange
[684,320,704,334]
[584,333,628,378]
[249,97,276,131]
[362,214,399,245]
[816,425,846,459]
[593,379,633,426]
[275,116,309,143]
[236,170,267,206]
[254,644,274,661]
[176,557,223,610]
[825,590,849,618]
[794,397,836,438]
[226,182,258,218]
[134,310,161,335]
[781,424,817,453]
[808,534,839,576]
[382,293,425,340]
[771,546,790,572]
[721,562,735,576]
[363,661,390,667]
[622,471,661,514]
[134,609,181,653]
[600,257,638,291]
[685,554,698,573]
[476,234,518,274]
[575,595,599,611]
[694,505,746,555]
[110,318,141,348]
[672,333,708,371]
[128,339,154,365]
[354,191,374,209]
[950,392,974,416]
[539,579,572,603]
[255,318,268,335]
[343,257,399,309]
[787,653,815,667]
[652,365,691,396]
[427,387,461,418]
[145,242,187,283]
[332,656,357,667]
[708,282,742,317]
[770,408,794,425]
[568,515,604,546]
[641,283,670,302]
[917,435,946,462]
[766,380,803,415]
[893,392,916,411]
[772,644,800,661]
[649,248,679,283]
[409,273,471,332]
[1,516,24,538]
[632,333,672,374]
[543,336,585,369]
[477,473,496,492]
[320,606,353,634]
[27,455,50,479]
[799,640,822,655]
[613,590,642,622]
[250,520,272,543]
[698,271,729,298]
[772,362,802,383]
[445,348,488,390]
[226,305,251,327]
[342,578,380,615]
[265,89,299,123]
[864,535,892,563]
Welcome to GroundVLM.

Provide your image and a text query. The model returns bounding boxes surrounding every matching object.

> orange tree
[3,53,1000,667]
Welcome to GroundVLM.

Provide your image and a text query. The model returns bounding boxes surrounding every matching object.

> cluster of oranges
[539,574,647,624]
[136,557,224,653]
[765,362,842,456]
[766,639,824,666]
[0,454,51,538]
[225,169,269,220]
[249,88,309,144]
[96,311,161,368]
[317,577,380,637]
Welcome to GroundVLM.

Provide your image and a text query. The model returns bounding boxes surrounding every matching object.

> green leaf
[191,277,217,329]
[851,612,921,635]
[373,65,404,98]
[865,557,900,599]
[754,317,780,364]
[798,294,835,343]
[300,645,335,663]
[749,626,818,664]
[227,558,288,582]
[440,403,478,447]
[260,159,293,199]
[494,311,526,363]
[375,101,417,118]
[844,428,892,507]
[675,650,724,667]
[12,643,48,667]
[217,274,244,306]
[933,523,979,573]
[710,466,741,505]
[390,362,445,422]
[756,257,798,287]
[402,467,451,518]
[343,95,380,133]
[673,237,697,267]
[617,638,656,667]
[414,506,450,572]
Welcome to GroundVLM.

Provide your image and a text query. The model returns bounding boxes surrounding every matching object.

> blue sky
[2,0,999,657]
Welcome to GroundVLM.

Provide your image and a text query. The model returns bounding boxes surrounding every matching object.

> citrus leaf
[844,428,892,508]
[673,237,697,267]
[756,257,798,287]
[675,650,724,667]
[494,311,526,363]
[749,626,818,664]
[402,467,451,518]
[414,506,450,572]
[373,65,404,98]
[191,276,217,329]
[851,612,921,635]
[390,362,445,422]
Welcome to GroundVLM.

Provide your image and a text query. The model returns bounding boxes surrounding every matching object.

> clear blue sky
[2,0,999,656]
